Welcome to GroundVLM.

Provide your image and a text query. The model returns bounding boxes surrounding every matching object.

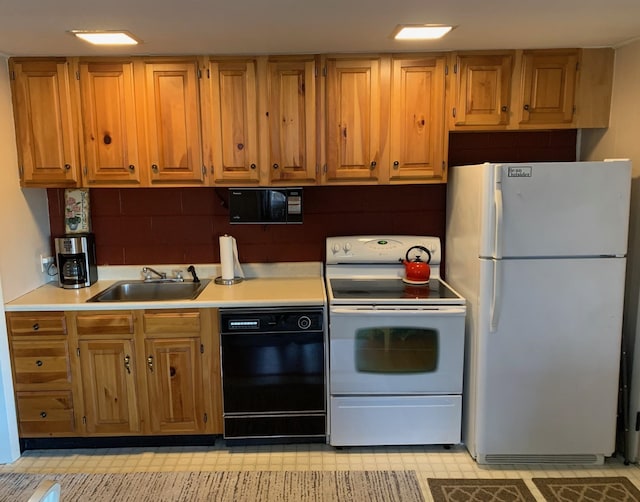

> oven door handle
[330,307,466,315]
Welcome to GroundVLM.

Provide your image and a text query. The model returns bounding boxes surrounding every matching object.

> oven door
[329,305,465,394]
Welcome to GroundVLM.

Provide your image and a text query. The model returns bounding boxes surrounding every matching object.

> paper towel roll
[219,235,244,281]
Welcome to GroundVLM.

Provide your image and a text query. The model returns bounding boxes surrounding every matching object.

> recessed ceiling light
[68,30,140,46]
[392,25,455,40]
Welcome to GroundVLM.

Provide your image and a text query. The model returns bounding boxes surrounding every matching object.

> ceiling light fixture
[68,30,140,46]
[392,25,455,40]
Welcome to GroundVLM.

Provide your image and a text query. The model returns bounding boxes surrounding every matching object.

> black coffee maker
[54,233,98,289]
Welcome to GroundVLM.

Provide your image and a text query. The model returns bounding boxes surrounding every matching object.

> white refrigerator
[445,160,631,465]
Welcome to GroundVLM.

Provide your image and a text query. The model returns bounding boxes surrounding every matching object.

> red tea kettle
[400,245,431,284]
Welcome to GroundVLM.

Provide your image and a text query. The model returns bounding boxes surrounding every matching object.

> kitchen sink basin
[87,279,211,303]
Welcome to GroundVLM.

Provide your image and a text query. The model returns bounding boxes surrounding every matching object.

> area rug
[532,476,640,502]
[0,470,425,502]
[428,478,537,502]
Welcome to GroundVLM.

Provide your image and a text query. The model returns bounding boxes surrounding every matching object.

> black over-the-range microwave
[228,188,303,224]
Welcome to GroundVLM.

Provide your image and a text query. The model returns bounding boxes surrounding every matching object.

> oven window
[355,327,438,373]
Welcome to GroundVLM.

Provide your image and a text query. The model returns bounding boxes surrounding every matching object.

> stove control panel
[326,235,440,265]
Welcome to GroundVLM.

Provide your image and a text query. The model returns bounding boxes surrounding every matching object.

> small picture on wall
[64,188,91,234]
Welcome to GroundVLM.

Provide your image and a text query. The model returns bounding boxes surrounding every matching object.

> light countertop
[5,262,326,311]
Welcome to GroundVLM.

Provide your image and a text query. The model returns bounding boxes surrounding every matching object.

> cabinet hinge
[83,166,87,176]
[197,68,202,79]
[322,164,327,174]
[9,71,15,81]
[200,343,204,354]
[202,165,206,176]
[314,65,318,78]
[204,413,208,423]
[322,66,327,77]
[77,347,80,357]
[452,107,457,118]
[210,165,214,174]
[442,160,446,169]
[453,63,458,74]
[444,65,448,76]
[82,416,87,425]
[207,68,210,79]
[76,71,80,81]
[573,105,577,115]
[18,165,23,178]
[576,61,580,71]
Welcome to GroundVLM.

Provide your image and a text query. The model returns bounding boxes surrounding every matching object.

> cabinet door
[144,337,205,433]
[268,58,318,184]
[205,58,260,184]
[142,59,206,185]
[389,56,446,183]
[78,339,140,434]
[325,57,383,183]
[79,60,141,186]
[452,53,513,127]
[9,58,79,187]
[518,50,578,126]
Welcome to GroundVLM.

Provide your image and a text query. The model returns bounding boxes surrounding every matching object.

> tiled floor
[1,440,639,501]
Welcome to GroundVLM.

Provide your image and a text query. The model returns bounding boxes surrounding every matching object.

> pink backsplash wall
[47,130,577,265]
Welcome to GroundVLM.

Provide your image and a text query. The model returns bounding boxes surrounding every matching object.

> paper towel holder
[214,276,244,285]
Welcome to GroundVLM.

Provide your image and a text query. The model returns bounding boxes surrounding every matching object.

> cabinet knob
[103,134,112,145]
[273,163,279,170]
[147,356,154,372]
[237,143,244,150]
[151,164,158,172]
[393,161,399,169]
[250,164,257,170]
[32,323,39,331]
[64,164,71,170]
[35,360,43,367]
[128,165,135,172]
[501,106,508,112]
[370,161,377,169]
[523,104,530,111]
[124,355,131,374]
[40,411,47,419]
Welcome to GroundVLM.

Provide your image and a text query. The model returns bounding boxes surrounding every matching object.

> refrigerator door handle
[490,259,502,332]
[494,165,503,259]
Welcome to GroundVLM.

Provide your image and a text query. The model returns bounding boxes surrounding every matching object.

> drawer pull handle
[35,360,43,367]
[32,323,39,331]
[147,356,154,372]
[124,355,131,374]
[40,411,47,418]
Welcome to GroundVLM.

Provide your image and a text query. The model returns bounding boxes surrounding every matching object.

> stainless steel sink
[87,279,211,303]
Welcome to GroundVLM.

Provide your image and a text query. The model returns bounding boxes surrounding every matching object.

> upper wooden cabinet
[388,55,446,183]
[7,48,614,188]
[77,60,142,186]
[516,49,578,127]
[9,58,80,187]
[139,58,206,185]
[449,52,513,128]
[202,58,260,185]
[324,56,385,184]
[266,56,318,184]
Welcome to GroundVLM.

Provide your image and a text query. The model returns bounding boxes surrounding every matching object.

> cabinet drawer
[16,391,75,435]
[8,313,67,336]
[76,312,135,336]
[11,339,71,388]
[143,310,201,334]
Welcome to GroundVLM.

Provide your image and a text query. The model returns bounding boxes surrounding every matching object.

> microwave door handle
[489,259,502,332]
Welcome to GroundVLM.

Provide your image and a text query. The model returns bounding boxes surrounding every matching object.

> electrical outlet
[40,255,54,273]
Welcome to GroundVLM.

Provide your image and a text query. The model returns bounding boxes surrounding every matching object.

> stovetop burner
[329,278,461,302]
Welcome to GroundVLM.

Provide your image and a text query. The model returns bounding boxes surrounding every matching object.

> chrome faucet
[142,267,166,281]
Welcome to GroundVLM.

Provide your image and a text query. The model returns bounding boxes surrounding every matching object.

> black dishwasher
[220,307,326,444]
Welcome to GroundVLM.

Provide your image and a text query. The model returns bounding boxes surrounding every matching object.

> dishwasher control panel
[220,307,324,333]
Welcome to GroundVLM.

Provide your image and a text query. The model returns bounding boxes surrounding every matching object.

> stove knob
[332,243,341,254]
[298,316,312,330]
[343,242,352,253]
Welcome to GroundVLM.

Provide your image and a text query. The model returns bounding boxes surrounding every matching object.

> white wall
[0,56,52,463]
[581,39,640,461]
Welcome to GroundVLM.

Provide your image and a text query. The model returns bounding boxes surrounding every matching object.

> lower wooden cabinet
[6,308,222,439]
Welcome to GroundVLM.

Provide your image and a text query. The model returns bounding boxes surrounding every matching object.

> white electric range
[325,235,466,446]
